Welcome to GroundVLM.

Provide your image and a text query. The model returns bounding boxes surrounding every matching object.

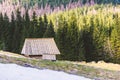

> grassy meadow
[0,51,120,80]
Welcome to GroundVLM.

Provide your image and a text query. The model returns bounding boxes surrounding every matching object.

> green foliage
[37,16,44,37]
[0,13,3,50]
[0,3,120,63]
[23,10,30,38]
[56,14,85,61]
[110,13,120,63]
[56,17,68,60]
[2,13,10,51]
[0,11,55,53]
[12,10,24,53]
[49,4,120,63]
[43,14,48,36]
[31,11,38,37]
[44,20,55,38]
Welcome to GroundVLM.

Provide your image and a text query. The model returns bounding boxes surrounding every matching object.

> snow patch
[0,63,91,80]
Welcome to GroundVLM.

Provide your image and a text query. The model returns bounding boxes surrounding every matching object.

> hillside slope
[0,51,120,80]
[0,63,91,80]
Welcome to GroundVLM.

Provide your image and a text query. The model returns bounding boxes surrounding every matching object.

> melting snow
[0,63,91,80]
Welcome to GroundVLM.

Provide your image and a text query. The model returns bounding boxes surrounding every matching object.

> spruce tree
[31,11,37,38]
[9,12,16,52]
[37,16,44,37]
[111,13,120,63]
[0,13,3,38]
[66,13,80,61]
[20,10,31,50]
[12,10,23,53]
[24,10,30,38]
[43,20,55,38]
[42,14,48,37]
[56,18,68,60]
[2,13,10,51]
[0,13,4,49]
[35,16,45,38]
[81,17,95,62]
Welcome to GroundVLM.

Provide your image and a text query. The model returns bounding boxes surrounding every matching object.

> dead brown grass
[0,51,120,80]
[73,61,120,71]
[0,50,120,71]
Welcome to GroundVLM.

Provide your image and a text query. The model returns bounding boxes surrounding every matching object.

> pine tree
[43,14,48,37]
[31,11,38,38]
[12,10,23,53]
[20,10,31,52]
[37,16,44,38]
[2,13,10,51]
[43,20,55,38]
[111,13,120,63]
[0,13,3,38]
[81,17,95,62]
[92,16,105,61]
[66,13,80,61]
[24,10,30,38]
[56,18,68,60]
[0,13,4,49]
[9,12,16,52]
[78,29,86,61]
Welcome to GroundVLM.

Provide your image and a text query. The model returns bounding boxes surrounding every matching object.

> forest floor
[0,51,120,80]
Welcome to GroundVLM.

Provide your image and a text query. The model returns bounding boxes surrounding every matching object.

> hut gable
[21,38,60,60]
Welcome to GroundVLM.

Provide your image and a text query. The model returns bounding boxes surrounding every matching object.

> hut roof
[21,38,60,55]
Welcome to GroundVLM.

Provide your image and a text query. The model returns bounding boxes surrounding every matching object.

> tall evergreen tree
[43,20,55,38]
[81,17,95,62]
[37,16,44,38]
[35,16,45,38]
[0,13,3,38]
[9,12,16,52]
[21,10,30,51]
[66,13,80,61]
[111,13,120,63]
[2,13,10,51]
[12,10,23,53]
[24,10,30,38]
[42,14,48,37]
[0,13,4,49]
[31,11,38,38]
[56,18,68,60]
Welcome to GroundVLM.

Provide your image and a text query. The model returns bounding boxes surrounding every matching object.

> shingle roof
[21,38,60,55]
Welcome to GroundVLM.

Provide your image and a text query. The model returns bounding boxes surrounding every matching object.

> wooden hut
[21,38,60,60]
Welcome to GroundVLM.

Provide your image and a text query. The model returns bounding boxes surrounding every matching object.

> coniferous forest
[0,0,120,64]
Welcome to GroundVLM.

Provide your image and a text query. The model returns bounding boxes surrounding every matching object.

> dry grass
[1,50,119,71]
[0,51,120,80]
[0,51,25,58]
[73,61,120,71]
